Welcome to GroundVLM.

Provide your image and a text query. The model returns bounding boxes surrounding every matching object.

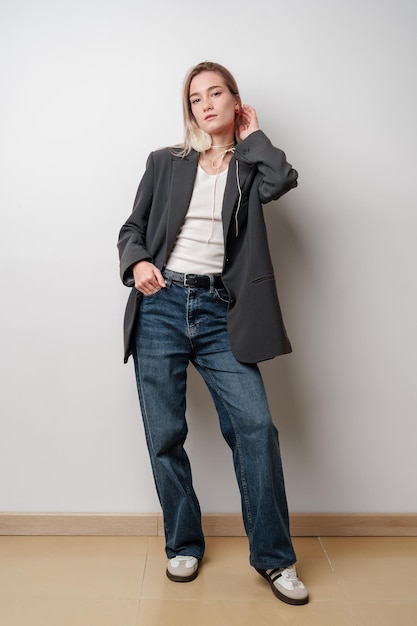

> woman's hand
[237,104,260,141]
[132,260,166,295]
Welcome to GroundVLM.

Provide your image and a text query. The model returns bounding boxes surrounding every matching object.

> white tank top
[166,165,227,274]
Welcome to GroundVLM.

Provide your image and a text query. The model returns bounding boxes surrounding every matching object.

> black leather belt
[164,270,224,289]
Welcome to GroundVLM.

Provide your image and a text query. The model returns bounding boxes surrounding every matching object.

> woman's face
[189,71,238,138]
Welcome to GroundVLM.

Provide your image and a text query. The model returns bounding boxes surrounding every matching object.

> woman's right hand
[132,260,166,295]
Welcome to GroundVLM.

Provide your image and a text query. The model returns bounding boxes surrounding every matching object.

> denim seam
[134,352,200,529]
[186,287,203,349]
[133,352,157,460]
[196,362,253,535]
[175,440,195,501]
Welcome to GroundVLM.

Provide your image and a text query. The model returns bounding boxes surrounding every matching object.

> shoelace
[281,565,298,581]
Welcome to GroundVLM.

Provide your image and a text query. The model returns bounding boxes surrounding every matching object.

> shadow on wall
[259,199,316,461]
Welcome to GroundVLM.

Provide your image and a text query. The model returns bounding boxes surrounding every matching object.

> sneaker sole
[255,568,309,606]
[166,567,199,583]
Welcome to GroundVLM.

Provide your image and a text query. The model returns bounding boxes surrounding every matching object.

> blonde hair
[179,61,242,155]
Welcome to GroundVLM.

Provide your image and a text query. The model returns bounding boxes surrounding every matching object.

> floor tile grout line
[318,537,361,626]
[134,536,150,626]
[317,536,337,575]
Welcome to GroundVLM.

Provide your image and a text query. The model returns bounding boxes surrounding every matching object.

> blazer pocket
[251,273,275,285]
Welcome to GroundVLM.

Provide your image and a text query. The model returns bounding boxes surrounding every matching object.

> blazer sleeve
[233,130,298,204]
[117,153,155,286]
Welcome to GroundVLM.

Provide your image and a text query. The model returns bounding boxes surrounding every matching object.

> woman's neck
[199,135,236,175]
[204,134,235,160]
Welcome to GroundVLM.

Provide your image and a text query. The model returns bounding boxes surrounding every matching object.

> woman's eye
[191,98,200,105]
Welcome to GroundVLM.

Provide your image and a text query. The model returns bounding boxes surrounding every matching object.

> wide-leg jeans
[132,271,296,570]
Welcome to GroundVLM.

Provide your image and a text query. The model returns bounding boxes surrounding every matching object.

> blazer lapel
[222,155,253,237]
[166,152,198,249]
[165,151,253,258]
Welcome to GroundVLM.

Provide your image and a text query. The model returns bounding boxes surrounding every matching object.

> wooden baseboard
[1,512,416,537]
[289,513,417,537]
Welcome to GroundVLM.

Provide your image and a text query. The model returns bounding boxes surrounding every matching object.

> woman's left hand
[237,104,260,141]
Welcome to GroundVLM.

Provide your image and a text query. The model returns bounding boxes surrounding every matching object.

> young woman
[118,61,308,606]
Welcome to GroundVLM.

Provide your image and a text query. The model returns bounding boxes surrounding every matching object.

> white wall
[1,0,416,515]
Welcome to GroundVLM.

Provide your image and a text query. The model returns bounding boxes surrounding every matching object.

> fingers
[136,272,163,296]
[132,261,166,296]
[237,104,260,140]
[154,267,167,289]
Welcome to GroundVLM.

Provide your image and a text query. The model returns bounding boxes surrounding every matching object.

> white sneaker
[166,555,199,582]
[256,564,309,605]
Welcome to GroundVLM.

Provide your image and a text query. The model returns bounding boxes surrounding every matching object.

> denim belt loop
[209,275,215,294]
[162,270,173,288]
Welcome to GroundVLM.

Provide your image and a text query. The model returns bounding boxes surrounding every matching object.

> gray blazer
[118,130,298,363]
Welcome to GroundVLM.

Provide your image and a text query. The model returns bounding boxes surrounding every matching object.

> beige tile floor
[0,535,416,625]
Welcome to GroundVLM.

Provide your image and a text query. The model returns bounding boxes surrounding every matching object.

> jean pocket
[142,287,163,299]
[213,287,229,303]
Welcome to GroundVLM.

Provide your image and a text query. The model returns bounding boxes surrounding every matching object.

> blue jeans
[132,271,296,570]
